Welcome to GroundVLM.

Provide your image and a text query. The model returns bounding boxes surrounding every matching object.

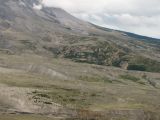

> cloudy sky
[42,0,160,38]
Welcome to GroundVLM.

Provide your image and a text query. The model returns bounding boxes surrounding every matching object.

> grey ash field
[0,0,160,120]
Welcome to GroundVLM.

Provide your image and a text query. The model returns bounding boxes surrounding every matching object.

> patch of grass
[137,81,146,85]
[0,72,65,89]
[20,40,37,50]
[91,103,146,110]
[120,74,140,82]
[79,75,113,83]
[0,114,58,120]
[32,85,100,109]
[32,88,85,108]
[36,93,50,99]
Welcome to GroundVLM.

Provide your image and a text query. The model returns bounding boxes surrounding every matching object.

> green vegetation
[44,40,121,66]
[120,74,140,82]
[127,56,160,72]
[79,75,113,83]
[0,114,58,120]
[127,64,146,71]
[32,86,98,108]
[20,40,37,50]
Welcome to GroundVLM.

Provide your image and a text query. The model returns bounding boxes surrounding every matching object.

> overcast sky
[42,0,160,38]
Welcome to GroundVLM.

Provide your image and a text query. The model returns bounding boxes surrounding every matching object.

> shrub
[127,64,146,71]
[120,74,140,82]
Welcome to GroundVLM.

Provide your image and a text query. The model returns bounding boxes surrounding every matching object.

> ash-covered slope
[0,0,160,72]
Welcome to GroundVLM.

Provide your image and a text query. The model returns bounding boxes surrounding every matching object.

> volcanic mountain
[0,0,160,72]
[0,0,160,120]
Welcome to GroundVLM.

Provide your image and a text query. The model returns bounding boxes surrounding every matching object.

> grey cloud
[42,0,160,38]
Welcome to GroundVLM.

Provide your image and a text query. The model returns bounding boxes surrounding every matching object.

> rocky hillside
[0,0,160,72]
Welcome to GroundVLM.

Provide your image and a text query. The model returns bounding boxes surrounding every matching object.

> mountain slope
[0,0,160,120]
[0,0,160,73]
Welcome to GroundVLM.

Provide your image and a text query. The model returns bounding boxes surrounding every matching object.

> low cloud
[33,4,42,10]
[42,0,160,38]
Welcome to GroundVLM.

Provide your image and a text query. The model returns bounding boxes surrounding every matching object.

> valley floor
[0,53,160,120]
